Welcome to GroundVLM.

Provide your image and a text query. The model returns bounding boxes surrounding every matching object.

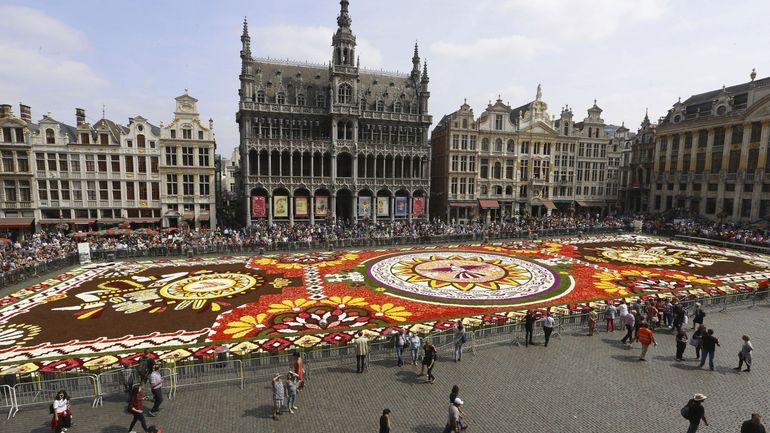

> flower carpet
[0,234,767,373]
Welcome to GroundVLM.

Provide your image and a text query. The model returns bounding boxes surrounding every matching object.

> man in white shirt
[148,364,163,416]
[543,312,555,347]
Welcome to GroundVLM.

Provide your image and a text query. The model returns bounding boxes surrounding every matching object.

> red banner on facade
[251,196,266,218]
[412,197,425,216]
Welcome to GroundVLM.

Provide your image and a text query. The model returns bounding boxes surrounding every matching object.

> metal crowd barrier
[170,359,243,398]
[10,374,99,417]
[95,368,137,402]
[1,384,15,419]
[241,351,301,383]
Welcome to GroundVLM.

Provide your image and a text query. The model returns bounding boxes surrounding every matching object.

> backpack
[680,403,693,420]
[461,333,467,344]
[49,403,54,414]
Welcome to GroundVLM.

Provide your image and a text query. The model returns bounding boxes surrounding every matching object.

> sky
[2,0,770,158]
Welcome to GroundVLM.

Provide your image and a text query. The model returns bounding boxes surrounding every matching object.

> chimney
[0,104,11,119]
[76,108,86,125]
[19,104,31,122]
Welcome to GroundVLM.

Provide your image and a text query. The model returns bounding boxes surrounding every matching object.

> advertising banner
[77,242,91,264]
[273,196,289,217]
[315,196,329,217]
[412,197,425,216]
[395,196,408,216]
[294,197,309,217]
[251,196,266,218]
[376,197,390,217]
[358,196,372,219]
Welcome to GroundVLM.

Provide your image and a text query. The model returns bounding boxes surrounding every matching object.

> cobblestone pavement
[3,304,770,433]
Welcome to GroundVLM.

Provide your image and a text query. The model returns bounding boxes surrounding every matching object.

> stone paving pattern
[3,304,770,433]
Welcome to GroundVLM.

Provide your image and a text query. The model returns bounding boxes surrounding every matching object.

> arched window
[481,138,489,152]
[493,162,502,179]
[277,92,286,104]
[137,134,145,148]
[495,138,503,152]
[394,101,402,113]
[481,185,488,195]
[505,186,513,196]
[376,100,384,112]
[462,118,468,128]
[494,185,503,195]
[256,91,265,103]
[506,139,514,152]
[45,128,55,144]
[360,98,366,111]
[338,84,352,104]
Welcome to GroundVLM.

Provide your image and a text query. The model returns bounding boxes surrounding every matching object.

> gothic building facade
[237,0,432,225]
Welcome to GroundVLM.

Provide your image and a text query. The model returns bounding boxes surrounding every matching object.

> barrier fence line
[1,384,14,420]
[170,359,244,396]
[10,374,99,418]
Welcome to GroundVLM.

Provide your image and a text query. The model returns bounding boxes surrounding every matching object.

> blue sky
[3,0,769,157]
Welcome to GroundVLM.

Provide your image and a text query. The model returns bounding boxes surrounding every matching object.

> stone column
[391,196,395,222]
[289,194,294,225]
[268,193,273,225]
[408,194,413,222]
[353,193,358,221]
[331,193,337,221]
[244,193,251,227]
[310,195,315,226]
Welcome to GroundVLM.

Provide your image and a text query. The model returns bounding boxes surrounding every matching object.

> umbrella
[134,228,158,236]
[0,238,12,245]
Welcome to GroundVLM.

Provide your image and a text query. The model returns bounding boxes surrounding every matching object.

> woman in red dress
[293,351,305,390]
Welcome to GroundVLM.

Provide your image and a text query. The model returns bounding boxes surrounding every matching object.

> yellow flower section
[267,298,316,313]
[370,303,412,322]
[222,314,268,339]
[320,295,368,308]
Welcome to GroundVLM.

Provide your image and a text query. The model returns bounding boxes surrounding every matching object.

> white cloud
[250,25,384,68]
[431,35,548,62]
[502,0,669,41]
[0,5,107,113]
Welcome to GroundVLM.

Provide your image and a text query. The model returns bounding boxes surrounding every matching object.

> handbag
[688,337,699,346]
[458,416,468,431]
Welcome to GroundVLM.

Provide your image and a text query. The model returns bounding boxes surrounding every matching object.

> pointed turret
[421,60,429,83]
[419,60,430,114]
[240,17,251,60]
[411,42,421,82]
[332,0,356,66]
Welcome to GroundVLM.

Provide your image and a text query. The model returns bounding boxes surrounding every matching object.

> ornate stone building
[0,104,34,237]
[650,70,770,221]
[619,112,655,213]
[237,0,431,225]
[432,86,616,222]
[159,91,217,229]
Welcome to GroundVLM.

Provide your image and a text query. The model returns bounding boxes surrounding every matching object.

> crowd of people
[3,215,770,282]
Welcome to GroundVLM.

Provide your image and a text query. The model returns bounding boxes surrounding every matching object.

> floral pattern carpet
[0,234,767,373]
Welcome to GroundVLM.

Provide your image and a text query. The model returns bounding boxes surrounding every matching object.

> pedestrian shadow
[601,338,632,348]
[370,358,398,368]
[610,354,642,363]
[394,369,420,385]
[99,426,132,433]
[413,424,445,433]
[28,426,52,433]
[243,404,274,419]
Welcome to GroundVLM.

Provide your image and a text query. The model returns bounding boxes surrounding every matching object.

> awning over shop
[0,217,34,229]
[165,211,180,218]
[181,213,195,220]
[128,218,161,223]
[576,200,605,207]
[478,200,500,209]
[540,199,557,210]
[198,213,210,220]
[449,202,478,208]
[39,220,73,225]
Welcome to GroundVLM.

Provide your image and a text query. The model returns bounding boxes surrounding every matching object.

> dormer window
[297,94,306,106]
[170,130,177,139]
[277,92,286,104]
[137,134,146,148]
[198,131,204,140]
[376,100,384,112]
[80,133,90,145]
[182,128,192,140]
[256,91,265,103]
[316,95,326,108]
[100,133,109,145]
[394,102,402,113]
[46,128,55,144]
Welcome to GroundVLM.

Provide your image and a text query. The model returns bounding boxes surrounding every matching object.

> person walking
[442,398,463,433]
[148,364,163,417]
[379,408,392,433]
[646,301,659,329]
[271,373,285,420]
[617,301,628,331]
[698,329,720,371]
[453,322,466,362]
[682,393,708,433]
[354,331,368,373]
[543,312,555,347]
[137,349,155,384]
[605,303,617,332]
[636,322,656,361]
[393,329,406,367]
[587,309,598,336]
[692,303,706,330]
[675,328,688,361]
[409,331,422,366]
[735,335,754,373]
[620,310,635,345]
[292,351,305,389]
[128,384,149,433]
[423,340,437,384]
[672,299,685,332]
[741,413,766,433]
[662,299,673,328]
[524,310,537,345]
[692,325,706,359]
[51,389,72,433]
[286,372,298,413]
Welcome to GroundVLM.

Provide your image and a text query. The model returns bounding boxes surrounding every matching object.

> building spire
[411,41,421,81]
[241,16,251,59]
[421,60,429,82]
[337,0,352,29]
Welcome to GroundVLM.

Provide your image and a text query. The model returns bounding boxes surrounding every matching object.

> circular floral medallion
[367,251,566,306]
[598,246,681,266]
[159,273,258,310]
